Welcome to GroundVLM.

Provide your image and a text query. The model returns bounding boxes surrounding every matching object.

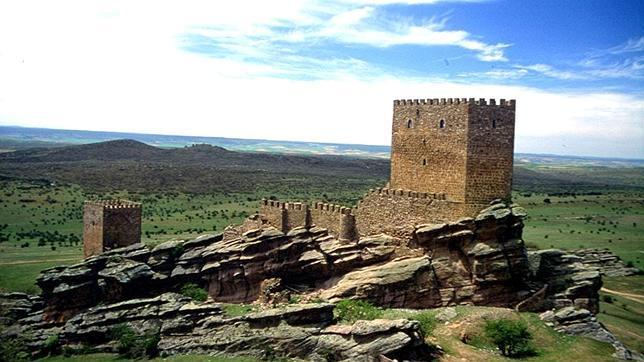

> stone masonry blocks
[83,200,142,257]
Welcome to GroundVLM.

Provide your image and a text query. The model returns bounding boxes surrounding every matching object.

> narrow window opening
[422,159,427,166]
[416,109,420,117]
[492,119,497,128]
[439,119,445,128]
[422,139,426,146]
[407,119,413,128]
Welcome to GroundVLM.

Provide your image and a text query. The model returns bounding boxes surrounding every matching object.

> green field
[0,178,375,294]
[515,191,644,268]
[597,275,644,354]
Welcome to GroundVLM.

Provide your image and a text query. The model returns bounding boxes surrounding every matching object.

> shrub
[412,312,436,337]
[602,295,614,304]
[334,299,382,323]
[484,319,535,357]
[0,336,29,362]
[180,283,208,301]
[109,324,160,359]
[43,334,60,355]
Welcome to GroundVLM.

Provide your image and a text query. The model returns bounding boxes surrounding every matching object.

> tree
[484,319,534,357]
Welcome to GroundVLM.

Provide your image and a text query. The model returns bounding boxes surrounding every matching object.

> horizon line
[1,124,643,162]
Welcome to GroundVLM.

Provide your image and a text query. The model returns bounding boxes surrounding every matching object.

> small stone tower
[390,98,516,205]
[83,200,142,257]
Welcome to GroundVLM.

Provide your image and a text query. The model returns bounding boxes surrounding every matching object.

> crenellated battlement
[393,98,515,108]
[258,95,515,240]
[261,199,308,210]
[84,200,142,209]
[313,202,355,215]
[365,188,447,201]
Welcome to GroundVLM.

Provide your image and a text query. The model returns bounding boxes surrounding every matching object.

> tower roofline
[393,98,515,108]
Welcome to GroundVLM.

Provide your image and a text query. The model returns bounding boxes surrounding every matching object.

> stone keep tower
[83,200,142,257]
[390,98,516,205]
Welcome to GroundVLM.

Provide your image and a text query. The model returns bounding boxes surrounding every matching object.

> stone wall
[465,100,515,203]
[390,98,469,202]
[354,188,486,238]
[260,199,356,241]
[82,203,104,257]
[260,200,310,233]
[310,202,356,240]
[390,98,515,205]
[259,200,287,232]
[82,200,142,257]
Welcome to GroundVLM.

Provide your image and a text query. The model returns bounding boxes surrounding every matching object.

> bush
[334,300,382,323]
[602,295,614,304]
[43,334,60,355]
[180,283,208,301]
[109,324,160,359]
[484,319,535,357]
[412,312,436,337]
[0,336,29,362]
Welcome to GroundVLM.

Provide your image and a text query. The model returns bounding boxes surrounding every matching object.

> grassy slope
[427,307,616,362]
[598,275,644,354]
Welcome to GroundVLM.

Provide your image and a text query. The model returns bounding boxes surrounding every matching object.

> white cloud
[176,1,510,62]
[515,64,586,80]
[458,68,528,79]
[602,36,644,55]
[0,0,641,158]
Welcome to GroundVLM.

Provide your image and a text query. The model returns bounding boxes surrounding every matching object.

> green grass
[426,306,617,362]
[515,191,644,269]
[598,275,644,354]
[221,303,257,317]
[0,178,373,292]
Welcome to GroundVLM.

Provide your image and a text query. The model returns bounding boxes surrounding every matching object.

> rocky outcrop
[540,307,639,361]
[528,249,602,313]
[572,248,640,277]
[0,292,43,325]
[34,202,533,316]
[7,201,631,359]
[1,293,433,361]
[529,250,639,360]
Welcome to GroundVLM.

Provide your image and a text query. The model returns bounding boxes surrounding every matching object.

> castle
[260,98,516,238]
[82,97,516,251]
[83,200,142,257]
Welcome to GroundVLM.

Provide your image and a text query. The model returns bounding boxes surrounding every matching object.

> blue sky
[0,0,642,158]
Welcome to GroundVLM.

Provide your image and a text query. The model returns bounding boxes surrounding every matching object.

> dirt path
[0,258,80,266]
[601,287,644,304]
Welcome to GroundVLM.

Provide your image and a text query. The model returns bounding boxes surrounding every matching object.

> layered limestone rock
[1,293,432,361]
[35,202,532,316]
[572,248,640,277]
[528,249,602,313]
[540,307,637,360]
[528,249,638,360]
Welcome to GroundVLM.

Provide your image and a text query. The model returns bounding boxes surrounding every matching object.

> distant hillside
[0,138,641,194]
[0,139,390,194]
[2,126,643,166]
[0,126,391,158]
